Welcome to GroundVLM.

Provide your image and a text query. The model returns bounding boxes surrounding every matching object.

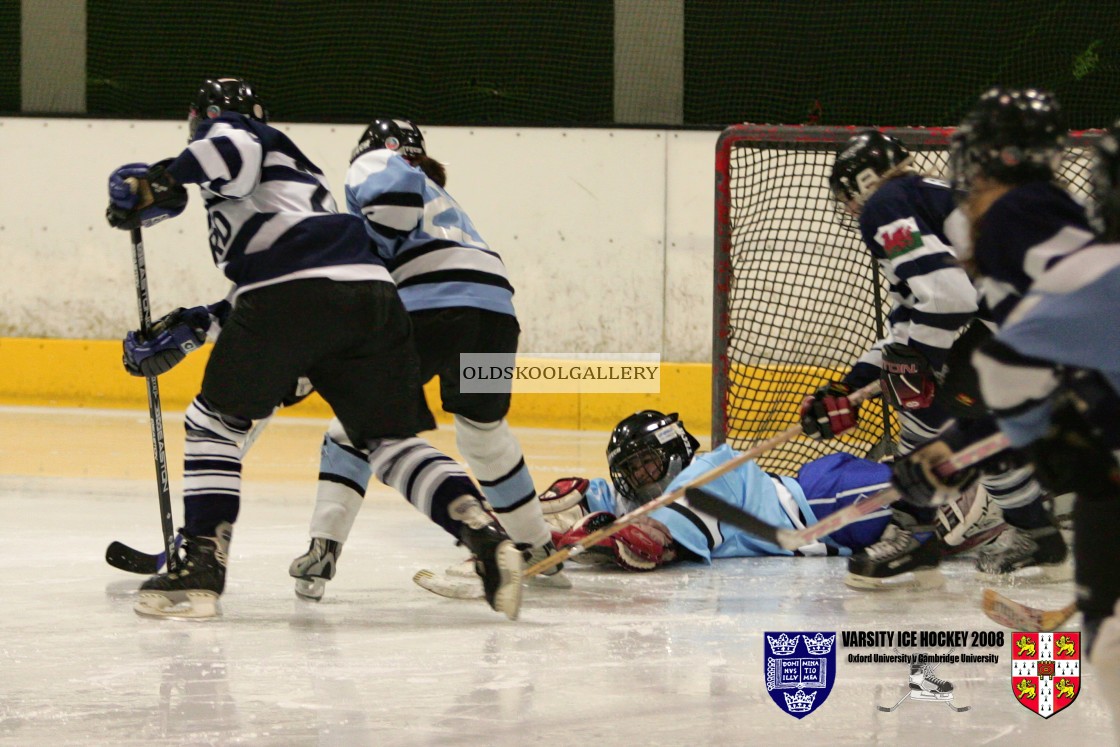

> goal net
[713,124,1099,475]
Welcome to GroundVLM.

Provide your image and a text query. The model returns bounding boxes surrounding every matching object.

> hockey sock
[367,436,485,538]
[455,416,549,547]
[310,422,372,542]
[182,396,250,536]
[980,466,1044,511]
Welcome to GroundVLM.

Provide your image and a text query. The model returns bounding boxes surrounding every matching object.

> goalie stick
[981,588,1077,632]
[684,431,1011,552]
[414,381,883,597]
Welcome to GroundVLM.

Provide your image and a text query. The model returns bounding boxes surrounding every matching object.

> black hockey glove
[106,159,188,230]
[799,381,859,440]
[880,343,936,411]
[1028,394,1120,498]
[122,306,210,377]
[891,439,979,507]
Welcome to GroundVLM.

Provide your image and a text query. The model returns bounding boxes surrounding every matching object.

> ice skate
[845,513,944,591]
[451,496,525,620]
[909,662,954,700]
[446,540,569,589]
[936,486,1007,557]
[289,538,342,601]
[976,524,1072,582]
[134,522,231,620]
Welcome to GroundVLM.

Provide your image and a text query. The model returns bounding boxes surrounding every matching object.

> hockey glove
[891,439,979,507]
[122,306,211,377]
[880,343,936,410]
[1027,394,1120,498]
[106,159,188,230]
[800,381,859,440]
[554,511,676,571]
[539,477,591,534]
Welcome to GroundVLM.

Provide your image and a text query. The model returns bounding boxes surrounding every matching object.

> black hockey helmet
[188,77,268,141]
[949,87,1066,198]
[829,129,913,208]
[351,118,427,163]
[1090,120,1120,242]
[607,410,701,510]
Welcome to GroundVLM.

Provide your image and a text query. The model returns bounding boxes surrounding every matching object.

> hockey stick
[685,431,1011,552]
[519,381,884,579]
[105,415,271,574]
[124,226,179,574]
[981,588,1077,632]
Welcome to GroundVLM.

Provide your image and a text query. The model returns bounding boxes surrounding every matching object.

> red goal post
[712,124,1100,475]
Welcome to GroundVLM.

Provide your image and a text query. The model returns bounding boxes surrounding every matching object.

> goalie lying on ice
[539,410,982,571]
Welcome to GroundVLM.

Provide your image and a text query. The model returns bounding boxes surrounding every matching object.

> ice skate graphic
[763,631,836,719]
[878,649,970,712]
[1010,631,1080,718]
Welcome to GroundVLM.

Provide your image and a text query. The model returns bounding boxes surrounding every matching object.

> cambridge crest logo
[764,631,836,719]
[1010,631,1081,718]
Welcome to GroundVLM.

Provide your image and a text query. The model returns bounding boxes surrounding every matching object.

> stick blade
[105,541,163,574]
[982,588,1077,632]
[684,488,781,546]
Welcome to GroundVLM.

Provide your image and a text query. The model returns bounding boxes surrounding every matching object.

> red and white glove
[799,381,859,440]
[554,511,676,571]
[539,477,591,534]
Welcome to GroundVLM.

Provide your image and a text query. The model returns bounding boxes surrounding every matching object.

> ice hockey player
[800,128,1016,589]
[107,78,524,620]
[287,117,566,600]
[971,121,1120,735]
[889,88,1094,582]
[535,410,951,573]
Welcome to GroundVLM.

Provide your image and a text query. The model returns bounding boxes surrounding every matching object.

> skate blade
[445,558,477,579]
[529,569,573,590]
[412,569,485,600]
[910,690,954,701]
[844,568,945,592]
[294,578,325,601]
[492,542,525,621]
[134,590,219,620]
[978,561,1074,585]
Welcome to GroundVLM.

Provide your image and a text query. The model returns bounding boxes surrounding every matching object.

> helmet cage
[607,411,699,510]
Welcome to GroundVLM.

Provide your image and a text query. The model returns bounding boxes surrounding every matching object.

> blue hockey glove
[108,163,150,210]
[106,159,188,230]
[122,306,211,377]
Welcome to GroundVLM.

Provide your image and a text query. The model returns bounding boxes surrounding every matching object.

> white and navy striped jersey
[967,181,1093,325]
[973,243,1120,448]
[844,175,977,385]
[345,149,516,317]
[165,113,391,298]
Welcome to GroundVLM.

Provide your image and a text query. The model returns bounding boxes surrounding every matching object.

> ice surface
[0,407,1111,746]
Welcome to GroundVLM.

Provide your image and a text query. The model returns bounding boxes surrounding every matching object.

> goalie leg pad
[881,343,936,410]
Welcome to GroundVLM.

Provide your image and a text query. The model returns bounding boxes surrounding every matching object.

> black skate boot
[289,538,342,601]
[909,663,954,700]
[845,511,944,591]
[976,524,1071,581]
[134,522,232,619]
[450,496,526,620]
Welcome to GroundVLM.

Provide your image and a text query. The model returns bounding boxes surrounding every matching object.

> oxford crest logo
[1010,631,1081,718]
[764,631,836,719]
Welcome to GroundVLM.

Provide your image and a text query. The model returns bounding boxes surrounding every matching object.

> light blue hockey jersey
[583,446,892,562]
[973,243,1120,447]
[345,149,516,317]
